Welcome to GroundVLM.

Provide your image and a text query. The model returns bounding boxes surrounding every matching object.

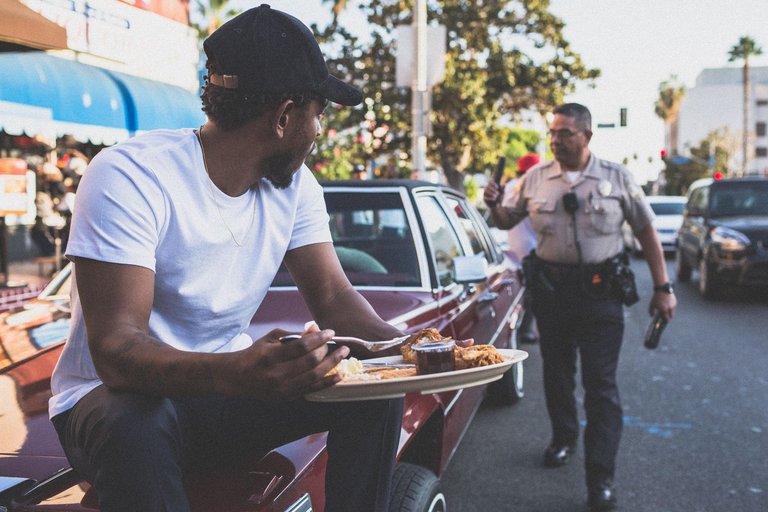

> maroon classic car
[0,180,527,512]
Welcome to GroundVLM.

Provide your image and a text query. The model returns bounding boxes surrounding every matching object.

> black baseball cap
[203,4,363,106]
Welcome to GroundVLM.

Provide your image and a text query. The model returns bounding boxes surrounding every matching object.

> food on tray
[327,357,365,379]
[400,328,445,363]
[454,345,505,370]
[327,357,416,381]
[347,366,417,381]
[401,328,503,370]
[412,340,456,375]
[325,329,507,385]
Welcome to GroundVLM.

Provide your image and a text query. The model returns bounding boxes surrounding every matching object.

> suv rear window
[709,181,768,217]
[650,202,685,216]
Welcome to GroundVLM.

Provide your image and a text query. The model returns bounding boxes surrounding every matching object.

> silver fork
[280,334,410,352]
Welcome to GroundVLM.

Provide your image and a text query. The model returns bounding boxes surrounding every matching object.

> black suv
[675,176,768,299]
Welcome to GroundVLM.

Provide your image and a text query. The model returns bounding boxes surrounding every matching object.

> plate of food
[304,342,528,402]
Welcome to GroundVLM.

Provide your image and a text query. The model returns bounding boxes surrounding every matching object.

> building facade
[677,66,768,175]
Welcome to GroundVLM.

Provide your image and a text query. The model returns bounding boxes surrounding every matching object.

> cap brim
[318,75,363,106]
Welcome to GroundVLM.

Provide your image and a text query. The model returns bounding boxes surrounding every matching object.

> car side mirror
[453,255,488,285]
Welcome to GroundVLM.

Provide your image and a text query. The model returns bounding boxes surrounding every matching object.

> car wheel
[487,326,524,405]
[698,257,720,300]
[389,463,446,512]
[675,248,692,282]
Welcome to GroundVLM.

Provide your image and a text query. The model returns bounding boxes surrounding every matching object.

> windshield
[709,182,768,217]
[650,202,685,216]
[271,191,422,287]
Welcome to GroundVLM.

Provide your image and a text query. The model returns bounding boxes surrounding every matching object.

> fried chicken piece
[454,345,505,370]
[400,328,445,363]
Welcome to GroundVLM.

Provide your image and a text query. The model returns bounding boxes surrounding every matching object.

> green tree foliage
[499,127,541,179]
[662,129,732,195]
[191,0,238,38]
[312,0,599,190]
[654,75,685,155]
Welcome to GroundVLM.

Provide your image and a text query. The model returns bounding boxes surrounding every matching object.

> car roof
[319,179,457,194]
[711,176,768,187]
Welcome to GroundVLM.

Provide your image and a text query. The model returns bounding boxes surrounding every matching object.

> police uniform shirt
[509,154,655,264]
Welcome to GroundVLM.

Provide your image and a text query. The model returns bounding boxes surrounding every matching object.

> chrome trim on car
[284,493,313,512]
[443,292,524,415]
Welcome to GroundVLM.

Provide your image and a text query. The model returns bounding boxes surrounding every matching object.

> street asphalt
[441,255,768,512]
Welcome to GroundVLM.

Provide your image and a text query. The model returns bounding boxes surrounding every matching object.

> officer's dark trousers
[52,385,403,512]
[532,277,624,484]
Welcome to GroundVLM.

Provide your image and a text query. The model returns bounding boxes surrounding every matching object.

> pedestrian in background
[501,152,541,343]
[484,103,676,511]
[49,5,403,512]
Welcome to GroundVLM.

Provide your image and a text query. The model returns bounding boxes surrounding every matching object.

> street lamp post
[411,0,428,178]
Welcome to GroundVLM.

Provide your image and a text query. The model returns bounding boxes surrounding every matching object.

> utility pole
[411,0,428,177]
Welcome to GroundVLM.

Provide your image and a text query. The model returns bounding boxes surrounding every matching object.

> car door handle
[477,291,499,303]
[499,277,516,287]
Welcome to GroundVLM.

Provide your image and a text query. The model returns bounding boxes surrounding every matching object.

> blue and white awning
[0,52,205,145]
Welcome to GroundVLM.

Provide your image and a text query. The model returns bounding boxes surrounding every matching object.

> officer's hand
[650,292,676,322]
[484,180,501,207]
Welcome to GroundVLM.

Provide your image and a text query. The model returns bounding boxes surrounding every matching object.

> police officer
[484,103,676,511]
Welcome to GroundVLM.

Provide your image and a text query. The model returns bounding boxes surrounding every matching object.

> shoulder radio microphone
[562,191,579,214]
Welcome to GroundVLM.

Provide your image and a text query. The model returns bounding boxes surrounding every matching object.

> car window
[709,182,768,217]
[688,187,708,213]
[650,202,685,216]
[416,195,466,287]
[271,191,421,288]
[443,195,500,265]
[444,196,484,256]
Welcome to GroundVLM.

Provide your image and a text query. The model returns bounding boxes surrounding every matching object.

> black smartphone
[486,156,506,207]
[643,313,668,349]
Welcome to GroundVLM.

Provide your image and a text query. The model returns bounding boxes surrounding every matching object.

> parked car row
[675,176,768,300]
[0,180,527,512]
[622,195,687,254]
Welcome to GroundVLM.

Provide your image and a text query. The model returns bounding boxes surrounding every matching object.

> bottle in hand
[643,313,668,349]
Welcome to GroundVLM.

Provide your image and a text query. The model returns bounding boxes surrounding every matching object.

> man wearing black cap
[49,5,403,511]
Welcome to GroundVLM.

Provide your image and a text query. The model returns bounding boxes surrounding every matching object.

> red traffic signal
[660,149,667,159]
[713,171,724,180]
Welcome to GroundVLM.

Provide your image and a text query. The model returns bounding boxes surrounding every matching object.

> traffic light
[619,107,627,127]
[713,171,724,180]
[660,149,667,159]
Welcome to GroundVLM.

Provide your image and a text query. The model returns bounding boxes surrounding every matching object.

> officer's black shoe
[587,479,617,511]
[518,314,538,344]
[543,443,575,467]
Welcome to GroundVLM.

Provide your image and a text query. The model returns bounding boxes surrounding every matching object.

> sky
[236,0,768,183]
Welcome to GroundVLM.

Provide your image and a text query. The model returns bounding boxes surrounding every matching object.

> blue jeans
[52,385,403,512]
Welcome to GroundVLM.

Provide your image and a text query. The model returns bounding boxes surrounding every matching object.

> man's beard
[262,142,316,190]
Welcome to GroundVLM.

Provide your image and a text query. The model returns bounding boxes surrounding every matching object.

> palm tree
[728,36,763,175]
[654,75,685,156]
[192,0,238,39]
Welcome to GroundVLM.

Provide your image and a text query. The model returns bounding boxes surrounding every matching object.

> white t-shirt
[49,129,331,418]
